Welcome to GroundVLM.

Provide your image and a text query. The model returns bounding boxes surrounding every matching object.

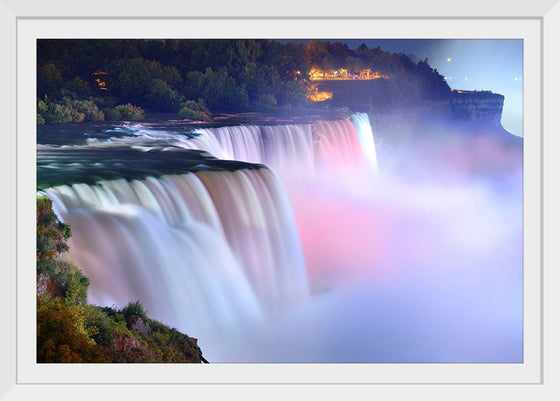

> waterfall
[189,115,377,178]
[191,124,316,177]
[351,112,379,172]
[39,113,378,335]
[42,167,308,334]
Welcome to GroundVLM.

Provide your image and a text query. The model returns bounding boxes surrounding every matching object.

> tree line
[37,39,451,123]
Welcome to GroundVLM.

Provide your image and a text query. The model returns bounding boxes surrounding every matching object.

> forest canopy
[37,39,450,123]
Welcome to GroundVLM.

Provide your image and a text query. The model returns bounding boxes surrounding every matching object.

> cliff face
[315,81,505,129]
[449,91,504,126]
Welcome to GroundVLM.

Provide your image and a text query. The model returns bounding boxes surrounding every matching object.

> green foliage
[37,197,71,259]
[61,268,90,305]
[81,306,117,347]
[44,100,86,124]
[145,79,185,111]
[65,97,105,121]
[277,80,310,108]
[121,300,148,324]
[37,99,47,124]
[37,196,89,304]
[104,103,145,121]
[37,39,451,126]
[37,39,451,121]
[37,299,108,363]
[38,96,104,124]
[184,67,249,110]
[255,93,278,107]
[178,98,211,121]
[238,62,270,98]
[36,197,205,363]
[62,77,94,98]
[37,63,63,97]
[110,58,184,110]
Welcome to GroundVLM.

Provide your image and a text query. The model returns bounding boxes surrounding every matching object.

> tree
[37,63,63,97]
[184,67,249,110]
[145,79,185,111]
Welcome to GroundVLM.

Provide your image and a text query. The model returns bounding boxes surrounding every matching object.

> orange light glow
[307,86,333,101]
[309,68,390,81]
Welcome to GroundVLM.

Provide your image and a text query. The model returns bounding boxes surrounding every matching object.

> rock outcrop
[449,90,505,126]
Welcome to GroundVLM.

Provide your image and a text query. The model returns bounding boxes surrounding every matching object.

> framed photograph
[2,0,559,399]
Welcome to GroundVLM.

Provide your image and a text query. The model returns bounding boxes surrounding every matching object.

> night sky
[279,39,523,137]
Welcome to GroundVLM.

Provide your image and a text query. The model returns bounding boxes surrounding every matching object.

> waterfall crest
[190,116,377,178]
[42,167,308,333]
[40,113,378,334]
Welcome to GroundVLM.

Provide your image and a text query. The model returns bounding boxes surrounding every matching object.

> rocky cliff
[449,90,505,126]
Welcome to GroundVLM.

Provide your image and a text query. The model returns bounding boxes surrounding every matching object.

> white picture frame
[2,0,559,399]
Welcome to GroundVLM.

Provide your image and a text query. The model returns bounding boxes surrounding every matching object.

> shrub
[256,93,278,107]
[62,77,94,98]
[37,197,71,259]
[184,67,249,110]
[82,306,116,347]
[37,196,89,304]
[45,102,86,123]
[145,78,185,112]
[178,98,211,121]
[39,96,104,124]
[121,301,148,326]
[37,62,63,97]
[104,103,145,121]
[37,300,108,363]
[66,98,105,121]
[37,98,48,124]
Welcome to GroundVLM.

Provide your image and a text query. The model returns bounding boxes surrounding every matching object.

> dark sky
[278,39,523,136]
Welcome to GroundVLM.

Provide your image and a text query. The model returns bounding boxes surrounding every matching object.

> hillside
[36,196,207,363]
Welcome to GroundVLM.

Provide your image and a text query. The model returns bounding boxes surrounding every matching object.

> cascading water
[189,116,376,180]
[190,124,316,178]
[38,113,389,358]
[41,167,308,335]
[37,109,524,362]
[39,115,377,326]
[351,112,379,172]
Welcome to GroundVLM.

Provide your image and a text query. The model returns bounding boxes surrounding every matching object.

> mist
[196,117,523,363]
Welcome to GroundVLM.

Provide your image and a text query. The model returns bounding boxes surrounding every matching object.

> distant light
[447,57,452,62]
[464,77,468,80]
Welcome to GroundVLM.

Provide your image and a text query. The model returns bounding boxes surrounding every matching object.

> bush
[178,98,211,121]
[104,103,145,121]
[37,300,108,363]
[37,197,71,259]
[37,62,62,97]
[184,67,249,110]
[37,99,47,124]
[121,301,148,325]
[37,196,89,304]
[62,77,94,98]
[256,93,278,107]
[45,102,86,123]
[38,96,104,124]
[66,98,105,121]
[145,78,184,112]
